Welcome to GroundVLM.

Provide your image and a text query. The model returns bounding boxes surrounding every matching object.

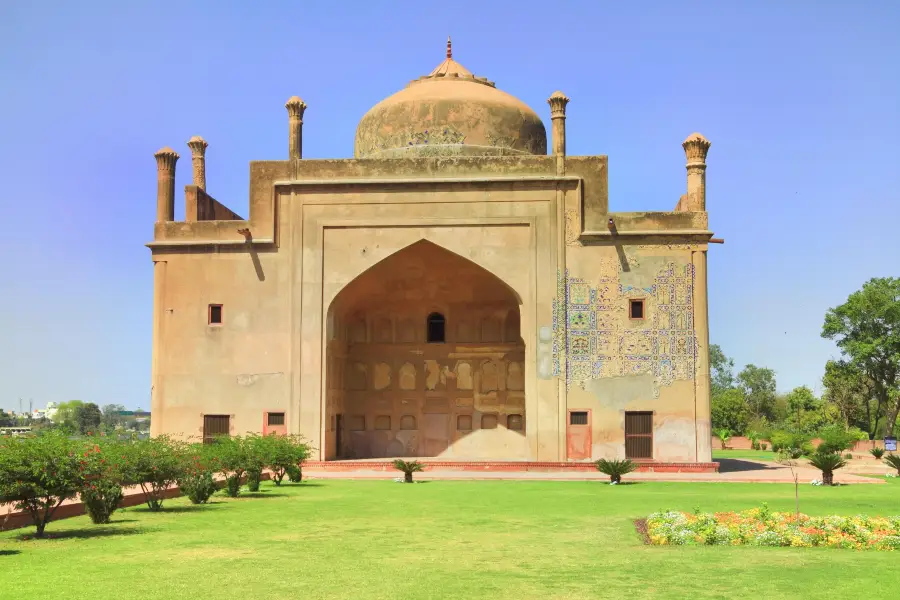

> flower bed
[646,506,900,550]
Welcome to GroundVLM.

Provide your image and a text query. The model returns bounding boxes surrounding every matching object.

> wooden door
[625,411,653,459]
[566,410,592,460]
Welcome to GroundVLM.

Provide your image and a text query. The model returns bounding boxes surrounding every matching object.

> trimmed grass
[713,448,777,461]
[1,478,899,599]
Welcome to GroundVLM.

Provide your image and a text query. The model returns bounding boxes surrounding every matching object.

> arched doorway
[324,240,526,459]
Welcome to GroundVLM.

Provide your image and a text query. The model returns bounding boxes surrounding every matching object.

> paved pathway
[307,458,890,484]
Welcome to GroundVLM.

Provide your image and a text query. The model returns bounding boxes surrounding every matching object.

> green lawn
[713,448,777,461]
[2,479,899,600]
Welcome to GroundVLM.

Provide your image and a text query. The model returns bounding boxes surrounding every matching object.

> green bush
[123,435,185,511]
[595,458,637,484]
[246,469,263,492]
[870,447,886,459]
[885,454,900,475]
[211,435,248,497]
[714,429,732,449]
[392,459,424,483]
[177,444,219,504]
[179,470,218,504]
[77,436,127,524]
[265,434,312,486]
[817,425,860,455]
[81,479,124,524]
[808,452,847,485]
[769,430,812,456]
[285,464,303,483]
[0,431,81,537]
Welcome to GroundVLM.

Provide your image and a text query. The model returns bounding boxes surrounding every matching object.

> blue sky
[1,1,898,411]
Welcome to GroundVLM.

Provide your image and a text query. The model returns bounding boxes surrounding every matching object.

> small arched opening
[426,312,446,343]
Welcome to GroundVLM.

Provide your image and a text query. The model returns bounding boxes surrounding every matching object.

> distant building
[31,401,58,422]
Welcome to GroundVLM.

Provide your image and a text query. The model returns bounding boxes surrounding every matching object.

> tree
[75,403,102,435]
[822,277,900,436]
[711,388,748,434]
[737,365,777,421]
[101,404,126,430]
[710,344,736,395]
[0,432,81,537]
[822,360,872,432]
[54,400,84,432]
[0,409,14,427]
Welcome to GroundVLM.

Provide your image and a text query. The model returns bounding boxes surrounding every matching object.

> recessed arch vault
[324,239,528,460]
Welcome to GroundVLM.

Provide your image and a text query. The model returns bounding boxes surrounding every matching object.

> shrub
[714,429,731,450]
[243,434,272,492]
[760,443,768,451]
[77,436,127,524]
[808,452,847,486]
[266,435,312,486]
[81,479,124,524]
[177,444,219,504]
[595,458,637,484]
[0,432,81,537]
[770,430,812,456]
[885,454,900,475]
[844,453,854,460]
[179,470,218,504]
[212,436,248,497]
[123,436,185,511]
[392,459,424,483]
[870,447,885,459]
[817,425,860,455]
[285,464,303,483]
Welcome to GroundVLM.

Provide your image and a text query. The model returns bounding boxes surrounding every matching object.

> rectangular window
[507,414,523,431]
[624,411,653,459]
[208,304,223,325]
[629,299,644,320]
[350,415,366,431]
[375,415,391,430]
[570,411,588,425]
[267,412,285,426]
[203,414,230,444]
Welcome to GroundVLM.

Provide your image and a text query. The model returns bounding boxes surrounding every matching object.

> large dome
[354,40,547,158]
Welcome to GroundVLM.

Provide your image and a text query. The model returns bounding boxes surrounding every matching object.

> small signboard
[885,437,898,452]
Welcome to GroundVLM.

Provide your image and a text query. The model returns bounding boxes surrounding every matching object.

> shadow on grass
[17,526,146,541]
[716,458,775,473]
[283,482,325,487]
[238,492,290,499]
[0,550,21,556]
[130,503,223,514]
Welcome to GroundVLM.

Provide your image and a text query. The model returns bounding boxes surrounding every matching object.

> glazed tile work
[552,257,697,396]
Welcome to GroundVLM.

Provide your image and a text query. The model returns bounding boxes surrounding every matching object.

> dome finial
[447,36,452,59]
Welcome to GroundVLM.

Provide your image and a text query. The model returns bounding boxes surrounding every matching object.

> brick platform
[305,460,720,474]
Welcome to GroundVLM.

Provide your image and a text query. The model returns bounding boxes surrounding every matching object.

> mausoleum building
[148,41,717,465]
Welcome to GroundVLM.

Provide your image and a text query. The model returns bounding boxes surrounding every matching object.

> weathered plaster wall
[150,245,291,440]
[556,236,711,462]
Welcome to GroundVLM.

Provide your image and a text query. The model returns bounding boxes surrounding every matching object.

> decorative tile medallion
[552,259,698,396]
